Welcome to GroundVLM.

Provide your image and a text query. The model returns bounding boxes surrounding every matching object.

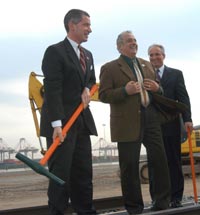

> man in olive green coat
[99,31,171,215]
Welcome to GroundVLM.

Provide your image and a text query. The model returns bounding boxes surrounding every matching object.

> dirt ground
[0,163,199,210]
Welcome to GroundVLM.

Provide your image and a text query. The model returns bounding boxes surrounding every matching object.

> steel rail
[0,196,123,215]
[0,196,200,215]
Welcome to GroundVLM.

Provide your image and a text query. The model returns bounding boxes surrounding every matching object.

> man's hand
[143,78,160,92]
[185,122,193,133]
[125,81,141,95]
[52,126,66,144]
[81,87,90,109]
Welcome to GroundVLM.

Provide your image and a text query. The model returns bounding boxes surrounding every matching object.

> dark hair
[64,9,90,32]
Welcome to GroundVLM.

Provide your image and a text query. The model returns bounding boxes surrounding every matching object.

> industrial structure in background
[0,138,15,161]
[92,137,118,163]
[0,137,38,169]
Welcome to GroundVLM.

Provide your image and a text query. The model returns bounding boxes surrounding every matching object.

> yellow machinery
[29,72,46,154]
[29,72,200,182]
[181,128,200,154]
[28,72,99,153]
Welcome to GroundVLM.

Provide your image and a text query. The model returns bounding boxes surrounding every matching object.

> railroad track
[1,196,200,215]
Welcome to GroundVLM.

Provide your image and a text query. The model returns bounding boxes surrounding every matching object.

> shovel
[187,127,198,203]
[16,84,98,185]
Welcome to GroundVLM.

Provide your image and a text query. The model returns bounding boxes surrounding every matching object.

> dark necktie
[79,45,86,73]
[156,69,161,81]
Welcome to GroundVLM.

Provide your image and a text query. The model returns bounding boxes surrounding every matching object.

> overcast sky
[0,0,200,154]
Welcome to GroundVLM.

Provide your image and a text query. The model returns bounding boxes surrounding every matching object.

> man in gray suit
[148,44,193,208]
[99,31,171,214]
[40,9,97,215]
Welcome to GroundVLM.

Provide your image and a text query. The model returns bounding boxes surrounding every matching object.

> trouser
[118,105,170,213]
[163,135,184,201]
[46,116,96,215]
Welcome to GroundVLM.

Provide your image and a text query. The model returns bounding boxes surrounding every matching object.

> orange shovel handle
[187,127,198,203]
[39,84,98,166]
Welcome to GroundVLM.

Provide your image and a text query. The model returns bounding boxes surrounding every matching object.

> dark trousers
[118,105,170,213]
[163,135,184,201]
[46,116,96,215]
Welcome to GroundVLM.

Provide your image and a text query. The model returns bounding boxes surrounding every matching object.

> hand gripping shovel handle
[39,84,98,166]
[187,127,198,203]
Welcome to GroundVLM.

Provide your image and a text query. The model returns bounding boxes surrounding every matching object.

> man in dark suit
[148,44,193,208]
[40,9,97,215]
[99,31,171,214]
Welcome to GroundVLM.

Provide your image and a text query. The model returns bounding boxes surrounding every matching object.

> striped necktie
[156,69,161,81]
[133,60,150,107]
[78,45,86,73]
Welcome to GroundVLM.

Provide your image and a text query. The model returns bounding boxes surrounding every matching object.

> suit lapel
[161,66,171,86]
[137,58,155,80]
[118,57,137,80]
[63,38,85,84]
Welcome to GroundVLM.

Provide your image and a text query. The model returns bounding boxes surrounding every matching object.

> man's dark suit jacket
[40,37,97,138]
[160,65,192,136]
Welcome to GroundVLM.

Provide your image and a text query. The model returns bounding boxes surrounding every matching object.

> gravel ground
[0,163,199,210]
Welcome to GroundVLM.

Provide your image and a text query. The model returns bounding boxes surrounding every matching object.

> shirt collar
[121,54,137,65]
[67,36,79,56]
[157,65,165,78]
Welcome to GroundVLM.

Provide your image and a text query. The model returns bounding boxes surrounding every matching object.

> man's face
[69,15,92,44]
[119,33,138,58]
[148,46,165,69]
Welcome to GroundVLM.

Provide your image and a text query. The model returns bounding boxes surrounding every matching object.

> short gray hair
[116,30,132,51]
[148,44,165,55]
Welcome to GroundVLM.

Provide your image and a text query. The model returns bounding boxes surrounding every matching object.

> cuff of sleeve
[157,86,163,95]
[122,86,128,96]
[85,87,90,92]
[51,120,62,128]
